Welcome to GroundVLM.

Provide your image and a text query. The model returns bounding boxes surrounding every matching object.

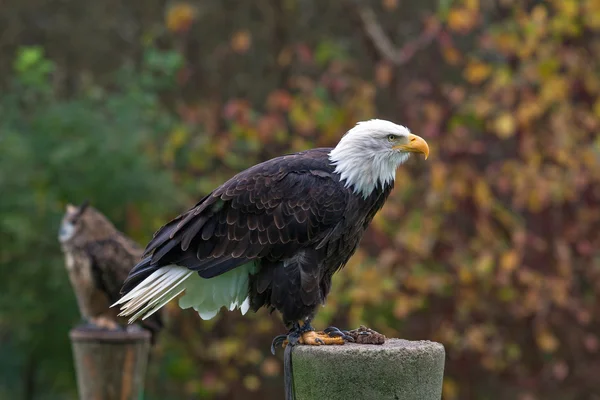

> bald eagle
[114,119,428,351]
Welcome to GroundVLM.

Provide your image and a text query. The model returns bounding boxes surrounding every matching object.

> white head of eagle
[329,119,429,198]
[113,119,429,341]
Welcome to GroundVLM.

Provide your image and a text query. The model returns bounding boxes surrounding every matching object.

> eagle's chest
[324,188,391,270]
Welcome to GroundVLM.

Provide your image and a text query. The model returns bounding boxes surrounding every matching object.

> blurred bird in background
[58,202,162,342]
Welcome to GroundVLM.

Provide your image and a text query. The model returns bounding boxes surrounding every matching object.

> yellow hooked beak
[393,134,429,160]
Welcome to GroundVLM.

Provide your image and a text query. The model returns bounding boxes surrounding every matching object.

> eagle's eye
[387,134,398,142]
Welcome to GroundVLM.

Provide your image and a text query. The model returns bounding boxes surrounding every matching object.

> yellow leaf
[584,0,600,13]
[474,179,493,210]
[162,126,189,164]
[506,343,522,361]
[448,8,477,33]
[166,3,197,33]
[516,101,543,126]
[171,126,189,147]
[459,267,473,284]
[464,60,492,84]
[243,375,261,391]
[231,30,252,54]
[475,252,494,276]
[431,163,447,192]
[443,47,462,65]
[494,32,518,55]
[583,0,600,29]
[537,330,559,353]
[465,0,479,11]
[556,0,580,18]
[537,60,560,80]
[594,100,600,118]
[493,113,516,138]
[501,250,519,272]
[540,77,568,103]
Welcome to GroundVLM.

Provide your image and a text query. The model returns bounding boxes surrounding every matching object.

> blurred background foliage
[0,0,599,399]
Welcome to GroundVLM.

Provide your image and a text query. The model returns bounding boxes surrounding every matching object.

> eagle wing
[122,151,349,294]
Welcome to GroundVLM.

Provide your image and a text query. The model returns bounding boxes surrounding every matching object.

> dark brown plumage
[121,149,393,327]
[59,202,162,341]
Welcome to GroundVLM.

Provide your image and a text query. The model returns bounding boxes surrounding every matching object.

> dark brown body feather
[60,204,163,340]
[122,148,393,326]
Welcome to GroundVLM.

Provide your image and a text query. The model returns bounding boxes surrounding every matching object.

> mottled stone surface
[292,339,445,400]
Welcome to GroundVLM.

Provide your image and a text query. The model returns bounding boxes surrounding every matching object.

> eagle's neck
[328,145,409,199]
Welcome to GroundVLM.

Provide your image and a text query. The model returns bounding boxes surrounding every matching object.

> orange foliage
[166,3,197,33]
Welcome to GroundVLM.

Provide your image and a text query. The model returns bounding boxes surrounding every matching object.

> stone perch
[291,339,445,400]
[69,327,151,400]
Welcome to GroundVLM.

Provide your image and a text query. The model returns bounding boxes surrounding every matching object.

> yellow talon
[299,331,346,346]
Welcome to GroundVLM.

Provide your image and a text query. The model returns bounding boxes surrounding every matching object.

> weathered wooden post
[69,327,151,400]
[290,339,445,400]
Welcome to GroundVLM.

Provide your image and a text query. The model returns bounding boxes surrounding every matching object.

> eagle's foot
[323,326,355,342]
[270,324,352,354]
[299,330,349,346]
[270,322,354,354]
[271,334,289,354]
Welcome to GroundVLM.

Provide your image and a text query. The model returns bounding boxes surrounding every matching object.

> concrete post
[69,327,151,400]
[291,339,445,400]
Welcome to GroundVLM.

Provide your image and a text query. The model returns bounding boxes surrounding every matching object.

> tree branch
[353,2,439,66]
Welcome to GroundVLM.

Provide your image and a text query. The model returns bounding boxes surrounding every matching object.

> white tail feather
[112,266,193,322]
[120,269,191,313]
[112,262,257,323]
